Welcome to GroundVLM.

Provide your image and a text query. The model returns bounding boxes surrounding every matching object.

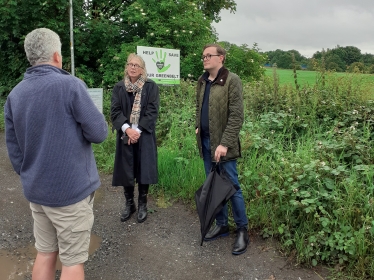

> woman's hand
[125,128,140,144]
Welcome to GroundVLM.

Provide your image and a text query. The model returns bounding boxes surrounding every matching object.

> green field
[265,68,374,87]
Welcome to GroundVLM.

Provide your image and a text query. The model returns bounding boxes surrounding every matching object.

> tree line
[0,0,265,97]
[1,0,372,98]
[265,46,374,73]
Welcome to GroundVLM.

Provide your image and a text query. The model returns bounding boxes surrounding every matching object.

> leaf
[322,165,331,171]
[337,165,346,172]
[323,178,335,190]
[353,165,369,171]
[278,226,284,234]
[331,169,340,175]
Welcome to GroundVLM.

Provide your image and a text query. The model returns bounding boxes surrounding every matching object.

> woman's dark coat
[111,79,160,187]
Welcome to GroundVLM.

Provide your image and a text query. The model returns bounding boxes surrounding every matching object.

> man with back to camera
[4,28,108,280]
[195,43,249,255]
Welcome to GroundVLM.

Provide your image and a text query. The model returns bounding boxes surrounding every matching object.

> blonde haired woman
[111,53,160,223]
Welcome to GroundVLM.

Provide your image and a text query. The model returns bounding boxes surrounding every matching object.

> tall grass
[92,129,116,173]
[154,81,205,202]
[240,69,374,278]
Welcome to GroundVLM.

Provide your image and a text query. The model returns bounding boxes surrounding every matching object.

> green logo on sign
[152,49,171,73]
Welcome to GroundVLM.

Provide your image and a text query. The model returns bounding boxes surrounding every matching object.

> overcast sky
[212,0,374,58]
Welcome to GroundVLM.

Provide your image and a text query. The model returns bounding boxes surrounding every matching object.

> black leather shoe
[137,203,147,223]
[120,199,136,222]
[204,225,229,241]
[137,193,148,223]
[232,227,249,255]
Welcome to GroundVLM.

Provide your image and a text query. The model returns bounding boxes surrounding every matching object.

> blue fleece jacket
[4,65,108,207]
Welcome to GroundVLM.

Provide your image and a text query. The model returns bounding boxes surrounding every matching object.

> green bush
[348,62,365,73]
[238,70,374,278]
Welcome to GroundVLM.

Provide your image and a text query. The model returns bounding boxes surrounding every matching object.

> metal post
[69,0,75,76]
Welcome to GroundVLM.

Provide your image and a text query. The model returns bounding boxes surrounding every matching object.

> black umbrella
[195,165,238,246]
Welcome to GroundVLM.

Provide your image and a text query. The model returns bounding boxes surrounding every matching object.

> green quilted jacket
[195,67,244,162]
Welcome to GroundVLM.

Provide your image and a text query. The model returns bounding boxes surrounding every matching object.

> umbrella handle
[210,161,222,173]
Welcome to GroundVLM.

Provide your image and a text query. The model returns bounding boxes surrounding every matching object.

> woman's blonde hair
[124,53,147,79]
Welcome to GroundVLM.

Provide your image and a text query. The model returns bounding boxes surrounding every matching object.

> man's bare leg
[32,251,58,280]
[60,263,84,280]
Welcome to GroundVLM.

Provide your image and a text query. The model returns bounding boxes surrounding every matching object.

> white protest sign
[137,46,180,86]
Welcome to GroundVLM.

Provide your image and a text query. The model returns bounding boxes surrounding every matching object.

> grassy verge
[240,69,374,278]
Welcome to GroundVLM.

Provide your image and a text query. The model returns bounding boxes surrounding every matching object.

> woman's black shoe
[121,198,136,222]
[137,193,148,223]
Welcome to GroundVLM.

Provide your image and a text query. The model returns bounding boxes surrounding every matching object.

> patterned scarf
[124,75,146,125]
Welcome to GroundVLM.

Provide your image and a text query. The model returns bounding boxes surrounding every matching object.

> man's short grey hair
[24,28,62,66]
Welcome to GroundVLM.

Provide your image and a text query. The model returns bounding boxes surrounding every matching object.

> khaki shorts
[30,192,95,267]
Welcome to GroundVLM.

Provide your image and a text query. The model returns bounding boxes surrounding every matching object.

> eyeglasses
[201,54,222,61]
[127,63,143,69]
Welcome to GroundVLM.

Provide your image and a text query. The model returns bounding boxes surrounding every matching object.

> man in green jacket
[195,43,249,255]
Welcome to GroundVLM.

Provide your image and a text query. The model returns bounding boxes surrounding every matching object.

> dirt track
[0,131,330,280]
